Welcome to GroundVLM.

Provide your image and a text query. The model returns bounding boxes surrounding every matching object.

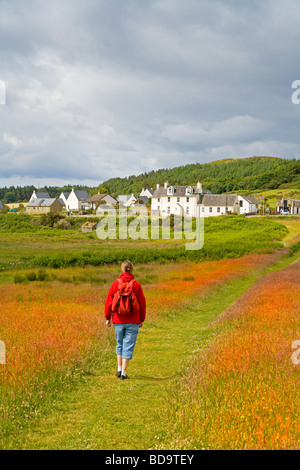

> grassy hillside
[99,156,300,197]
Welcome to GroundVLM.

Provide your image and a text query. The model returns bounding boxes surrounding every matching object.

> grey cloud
[0,0,299,186]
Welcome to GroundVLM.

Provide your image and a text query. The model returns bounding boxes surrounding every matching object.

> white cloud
[3,132,23,148]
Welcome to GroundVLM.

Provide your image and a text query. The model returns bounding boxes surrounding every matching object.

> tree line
[0,157,299,203]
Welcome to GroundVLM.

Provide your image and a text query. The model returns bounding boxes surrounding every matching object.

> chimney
[164,181,168,189]
[156,183,160,189]
[197,180,203,193]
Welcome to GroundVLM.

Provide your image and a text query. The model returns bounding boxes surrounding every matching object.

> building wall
[26,206,52,214]
[59,193,68,208]
[66,191,82,210]
[200,205,235,217]
[152,195,199,217]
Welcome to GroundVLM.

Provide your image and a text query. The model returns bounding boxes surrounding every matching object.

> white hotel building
[151,181,258,217]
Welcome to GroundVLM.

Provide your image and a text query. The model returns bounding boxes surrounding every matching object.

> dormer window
[186,186,193,196]
[167,186,175,195]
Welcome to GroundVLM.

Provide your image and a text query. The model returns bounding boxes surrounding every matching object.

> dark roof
[135,196,149,203]
[35,191,50,198]
[73,190,89,201]
[60,192,70,199]
[201,194,238,207]
[152,185,211,198]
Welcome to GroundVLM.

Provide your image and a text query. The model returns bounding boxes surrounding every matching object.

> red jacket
[104,273,146,324]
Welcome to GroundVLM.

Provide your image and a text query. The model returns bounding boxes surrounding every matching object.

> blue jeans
[113,323,139,360]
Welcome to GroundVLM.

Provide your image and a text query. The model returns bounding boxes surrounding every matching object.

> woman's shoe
[116,371,121,378]
[120,374,128,380]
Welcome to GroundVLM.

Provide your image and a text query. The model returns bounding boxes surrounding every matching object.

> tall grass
[159,260,300,450]
[0,254,271,440]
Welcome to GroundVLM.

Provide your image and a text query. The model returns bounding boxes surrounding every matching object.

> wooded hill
[99,156,300,197]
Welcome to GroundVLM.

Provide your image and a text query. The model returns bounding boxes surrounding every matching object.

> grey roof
[152,185,211,198]
[201,194,238,207]
[135,196,148,203]
[57,198,65,206]
[73,190,89,201]
[241,195,259,204]
[60,192,70,199]
[27,198,63,207]
[0,200,4,210]
[35,191,50,198]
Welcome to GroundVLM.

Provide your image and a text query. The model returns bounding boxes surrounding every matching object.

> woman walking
[105,260,146,380]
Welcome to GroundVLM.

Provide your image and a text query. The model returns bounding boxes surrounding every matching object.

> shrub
[53,219,71,230]
[14,274,26,284]
[26,272,37,282]
[37,269,48,281]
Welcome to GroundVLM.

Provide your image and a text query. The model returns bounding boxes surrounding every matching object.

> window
[186,207,189,214]
[186,197,189,202]
[167,186,174,195]
[201,206,205,212]
[168,197,171,202]
[217,207,220,213]
[158,198,160,202]
[209,207,212,213]
[186,186,193,196]
[240,200,243,207]
[167,206,170,214]
[177,197,180,202]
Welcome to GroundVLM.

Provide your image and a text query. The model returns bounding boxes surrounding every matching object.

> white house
[237,195,258,215]
[59,192,71,208]
[29,190,50,203]
[151,181,210,218]
[200,194,240,217]
[66,189,90,211]
[124,194,138,207]
[117,195,131,206]
[151,181,259,218]
[140,188,154,199]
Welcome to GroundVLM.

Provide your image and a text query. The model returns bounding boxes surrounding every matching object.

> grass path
[4,245,299,450]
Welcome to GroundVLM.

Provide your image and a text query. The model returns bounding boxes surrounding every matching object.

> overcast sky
[0,0,300,187]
